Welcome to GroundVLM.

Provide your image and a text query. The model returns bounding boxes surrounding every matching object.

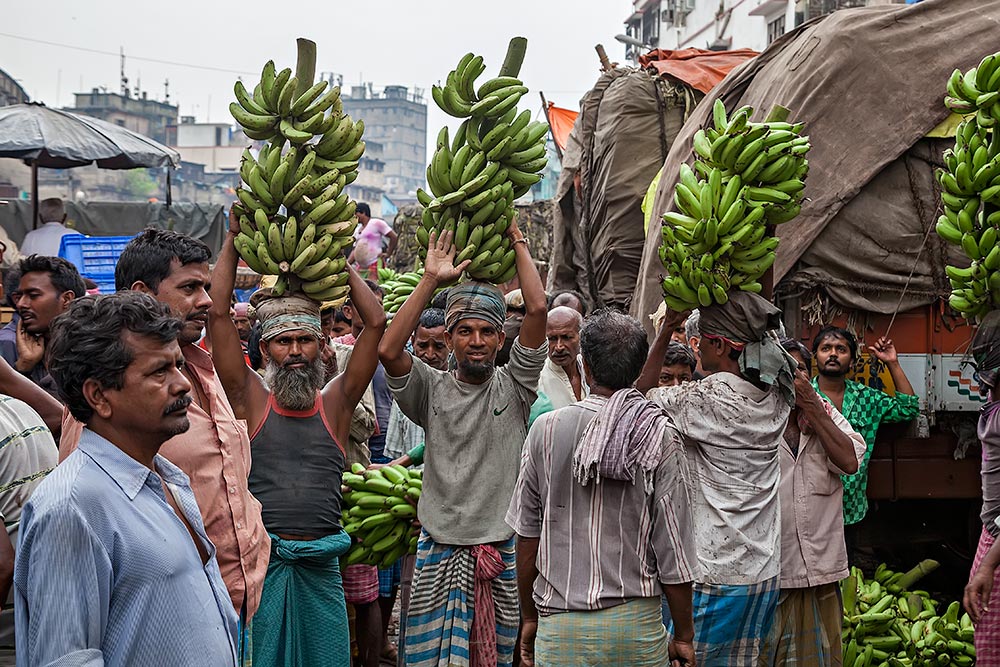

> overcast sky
[5,1,633,145]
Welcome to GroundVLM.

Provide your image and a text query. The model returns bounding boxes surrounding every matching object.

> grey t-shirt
[387,337,547,545]
[980,400,1000,537]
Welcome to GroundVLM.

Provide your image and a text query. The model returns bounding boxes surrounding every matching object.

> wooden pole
[31,162,38,230]
[761,104,791,300]
[595,44,613,72]
[539,92,563,162]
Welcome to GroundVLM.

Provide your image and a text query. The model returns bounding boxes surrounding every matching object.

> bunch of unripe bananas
[938,53,1000,321]
[377,268,423,314]
[417,43,548,284]
[229,56,366,305]
[944,52,1000,128]
[658,100,811,310]
[341,463,421,567]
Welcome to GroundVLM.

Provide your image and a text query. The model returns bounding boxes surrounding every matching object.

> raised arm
[378,230,468,377]
[794,370,861,474]
[871,336,916,397]
[508,220,546,349]
[0,356,63,437]
[208,210,266,420]
[324,265,386,442]
[637,309,689,394]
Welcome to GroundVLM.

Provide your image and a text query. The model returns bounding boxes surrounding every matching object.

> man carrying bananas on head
[378,221,548,667]
[208,210,388,667]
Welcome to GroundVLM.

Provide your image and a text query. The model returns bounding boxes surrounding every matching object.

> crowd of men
[13,197,1000,667]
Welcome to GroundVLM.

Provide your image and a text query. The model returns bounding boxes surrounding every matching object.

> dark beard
[457,358,494,383]
[264,357,325,410]
[817,363,849,378]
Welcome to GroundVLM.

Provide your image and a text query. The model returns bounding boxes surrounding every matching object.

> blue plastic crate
[58,235,134,284]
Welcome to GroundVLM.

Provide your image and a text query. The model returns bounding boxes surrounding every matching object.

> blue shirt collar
[77,428,190,501]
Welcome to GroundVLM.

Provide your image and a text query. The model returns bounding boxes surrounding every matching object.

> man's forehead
[818,333,850,347]
[414,325,446,339]
[166,259,210,282]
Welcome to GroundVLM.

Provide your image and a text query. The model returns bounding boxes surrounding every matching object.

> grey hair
[580,309,649,390]
[685,309,700,340]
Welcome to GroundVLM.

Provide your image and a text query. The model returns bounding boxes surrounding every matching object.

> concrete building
[341,84,427,205]
[168,117,244,175]
[344,138,387,218]
[622,0,903,57]
[68,89,177,144]
[0,68,28,107]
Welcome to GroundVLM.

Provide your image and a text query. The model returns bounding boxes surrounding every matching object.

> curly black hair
[18,255,86,298]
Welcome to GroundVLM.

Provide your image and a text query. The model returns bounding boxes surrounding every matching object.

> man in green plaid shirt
[810,326,919,526]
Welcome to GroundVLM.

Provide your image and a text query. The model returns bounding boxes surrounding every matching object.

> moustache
[163,395,193,415]
[282,356,307,367]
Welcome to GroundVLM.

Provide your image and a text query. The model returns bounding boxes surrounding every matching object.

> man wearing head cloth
[964,312,1000,662]
[638,291,797,666]
[207,211,387,666]
[379,221,548,667]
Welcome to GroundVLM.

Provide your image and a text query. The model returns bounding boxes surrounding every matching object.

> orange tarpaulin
[639,48,758,94]
[545,103,578,155]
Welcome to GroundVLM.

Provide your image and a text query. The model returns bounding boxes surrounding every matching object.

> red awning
[639,48,759,94]
[545,103,579,155]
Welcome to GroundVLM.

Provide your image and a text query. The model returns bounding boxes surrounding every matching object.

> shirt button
[236,521,243,529]
[229,487,236,494]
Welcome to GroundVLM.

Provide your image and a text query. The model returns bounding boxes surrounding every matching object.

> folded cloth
[252,291,323,341]
[445,282,506,332]
[572,389,668,491]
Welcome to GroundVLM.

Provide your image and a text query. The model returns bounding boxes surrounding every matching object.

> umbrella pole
[31,162,38,230]
[166,169,172,208]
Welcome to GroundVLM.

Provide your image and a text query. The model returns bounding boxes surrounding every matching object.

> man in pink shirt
[348,203,397,280]
[59,229,268,666]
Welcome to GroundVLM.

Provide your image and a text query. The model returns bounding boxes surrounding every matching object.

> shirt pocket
[807,462,842,496]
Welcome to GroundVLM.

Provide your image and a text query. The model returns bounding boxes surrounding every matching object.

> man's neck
[816,373,847,394]
[88,422,161,470]
[558,358,579,379]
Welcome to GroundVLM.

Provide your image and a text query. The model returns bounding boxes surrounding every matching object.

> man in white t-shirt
[20,199,81,258]
[348,203,397,280]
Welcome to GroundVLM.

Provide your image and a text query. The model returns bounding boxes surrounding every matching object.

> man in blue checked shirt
[14,292,238,667]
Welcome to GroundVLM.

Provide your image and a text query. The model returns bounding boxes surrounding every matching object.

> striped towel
[405,530,518,667]
[573,388,668,490]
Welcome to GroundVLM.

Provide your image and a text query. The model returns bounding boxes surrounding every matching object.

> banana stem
[295,38,317,98]
[894,559,940,591]
[764,105,790,123]
[499,37,528,78]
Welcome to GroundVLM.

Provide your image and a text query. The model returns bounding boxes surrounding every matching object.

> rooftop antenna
[120,47,129,97]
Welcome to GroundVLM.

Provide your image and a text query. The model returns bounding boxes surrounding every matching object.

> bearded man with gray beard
[208,210,387,667]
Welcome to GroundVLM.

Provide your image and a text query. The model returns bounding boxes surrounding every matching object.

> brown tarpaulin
[631,0,1000,330]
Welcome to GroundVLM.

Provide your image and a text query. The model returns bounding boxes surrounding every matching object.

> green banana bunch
[945,51,1000,128]
[841,561,974,667]
[378,270,423,314]
[341,462,422,567]
[937,61,1000,322]
[230,48,367,306]
[418,40,547,284]
[658,99,810,310]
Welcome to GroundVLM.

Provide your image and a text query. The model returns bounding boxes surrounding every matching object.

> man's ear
[82,378,112,420]
[444,329,454,352]
[130,280,154,295]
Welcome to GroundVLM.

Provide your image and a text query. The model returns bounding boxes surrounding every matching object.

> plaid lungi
[379,559,403,598]
[405,530,518,667]
[668,577,780,667]
[535,597,670,666]
[972,525,1000,665]
[758,583,842,666]
[341,563,379,605]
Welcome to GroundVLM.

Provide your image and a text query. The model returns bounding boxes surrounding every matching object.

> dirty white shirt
[537,357,589,410]
[647,372,790,585]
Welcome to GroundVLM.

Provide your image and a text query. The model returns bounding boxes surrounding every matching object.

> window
[767,15,786,45]
[215,127,222,146]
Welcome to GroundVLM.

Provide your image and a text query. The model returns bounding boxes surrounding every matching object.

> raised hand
[423,230,471,285]
[869,336,898,364]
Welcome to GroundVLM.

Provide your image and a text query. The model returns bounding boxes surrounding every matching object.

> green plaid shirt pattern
[812,378,920,525]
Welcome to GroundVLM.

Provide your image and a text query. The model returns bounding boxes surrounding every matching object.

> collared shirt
[811,378,919,525]
[778,406,866,589]
[648,372,790,586]
[384,401,423,469]
[15,429,238,666]
[0,395,57,647]
[0,318,17,369]
[388,338,548,545]
[506,396,699,614]
[19,222,81,257]
[59,344,269,617]
[537,356,589,410]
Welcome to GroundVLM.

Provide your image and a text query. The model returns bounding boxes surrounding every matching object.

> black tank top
[248,394,346,537]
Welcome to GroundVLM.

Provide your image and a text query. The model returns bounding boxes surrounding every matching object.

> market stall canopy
[632,0,1000,327]
[0,103,180,169]
[638,48,759,94]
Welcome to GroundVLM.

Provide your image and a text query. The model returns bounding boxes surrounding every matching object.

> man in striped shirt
[507,309,699,667]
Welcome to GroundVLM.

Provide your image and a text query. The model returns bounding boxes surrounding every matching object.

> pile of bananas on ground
[376,268,423,314]
[938,52,1000,321]
[229,55,366,304]
[842,560,975,667]
[416,39,548,284]
[341,463,421,567]
[658,100,810,310]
